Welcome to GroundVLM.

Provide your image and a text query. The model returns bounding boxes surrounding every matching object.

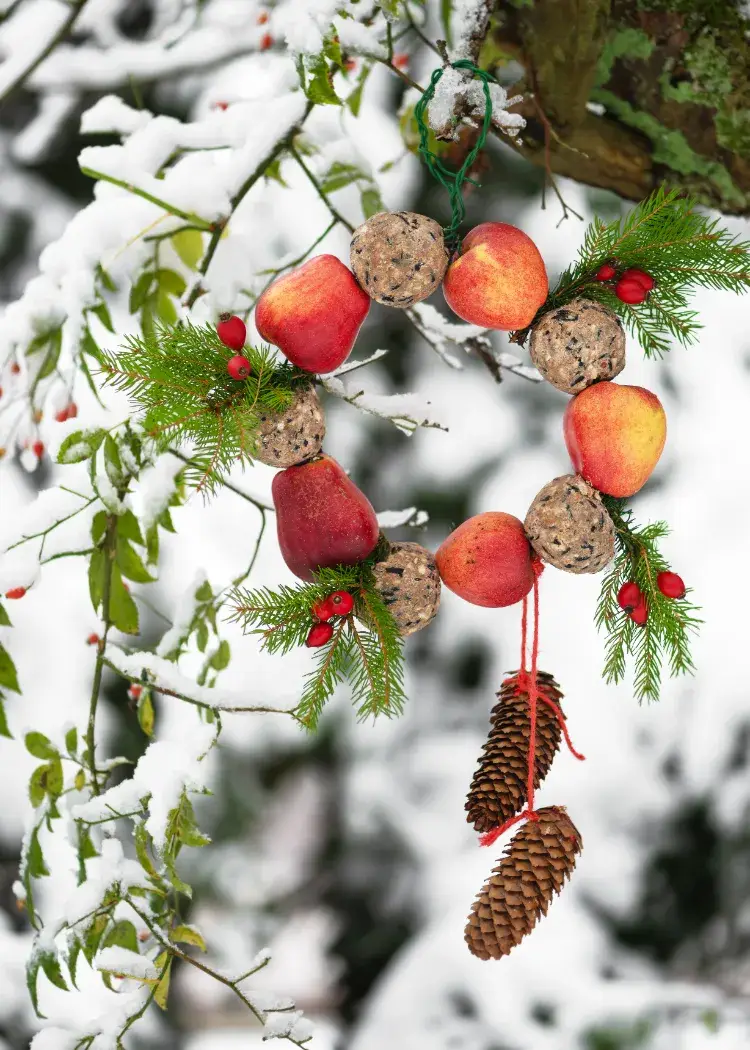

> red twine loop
[478,566,585,850]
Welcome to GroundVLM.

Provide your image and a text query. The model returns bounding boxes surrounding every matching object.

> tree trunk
[486,0,750,214]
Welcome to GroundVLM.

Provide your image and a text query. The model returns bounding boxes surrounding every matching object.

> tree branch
[0,0,92,108]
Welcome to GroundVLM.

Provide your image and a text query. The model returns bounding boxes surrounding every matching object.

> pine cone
[465,806,582,959]
[466,671,564,833]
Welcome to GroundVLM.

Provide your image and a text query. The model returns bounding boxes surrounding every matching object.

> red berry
[615,276,649,305]
[32,441,44,458]
[213,101,229,111]
[5,587,26,599]
[329,590,354,616]
[344,58,357,72]
[216,315,247,351]
[312,597,334,621]
[629,599,649,626]
[257,10,269,23]
[657,571,686,599]
[67,403,78,419]
[594,262,617,281]
[86,633,100,645]
[10,362,20,375]
[622,267,655,291]
[55,409,68,423]
[227,354,251,381]
[128,684,142,700]
[306,622,334,648]
[617,581,642,613]
[260,32,273,51]
[393,53,409,69]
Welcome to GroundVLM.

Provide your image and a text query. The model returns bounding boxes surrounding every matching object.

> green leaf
[209,639,230,671]
[46,755,63,797]
[172,229,204,269]
[380,0,401,18]
[157,269,187,298]
[0,644,20,693]
[195,619,208,653]
[195,580,212,602]
[146,523,159,565]
[176,794,211,848]
[103,434,124,487]
[323,33,343,67]
[25,731,57,760]
[67,939,82,988]
[29,765,48,808]
[26,954,45,1018]
[83,912,109,964]
[320,161,366,194]
[154,953,172,1009]
[116,508,143,545]
[304,52,341,106]
[28,827,49,878]
[79,825,97,860]
[109,566,139,635]
[36,329,62,381]
[91,510,107,545]
[116,537,155,583]
[41,951,68,992]
[81,326,104,363]
[98,264,117,292]
[91,301,114,333]
[74,768,86,791]
[103,919,139,954]
[65,726,78,755]
[0,602,10,627]
[171,924,206,951]
[0,696,11,739]
[347,64,372,118]
[57,428,106,465]
[360,186,384,219]
[138,691,155,737]
[156,290,178,325]
[88,549,107,612]
[701,1009,719,1033]
[129,271,154,314]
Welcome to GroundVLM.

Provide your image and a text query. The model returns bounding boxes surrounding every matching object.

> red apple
[442,222,548,330]
[255,255,370,373]
[563,382,667,498]
[272,454,379,580]
[435,512,534,608]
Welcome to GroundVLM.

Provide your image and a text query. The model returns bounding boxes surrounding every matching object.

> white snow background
[0,1,749,1049]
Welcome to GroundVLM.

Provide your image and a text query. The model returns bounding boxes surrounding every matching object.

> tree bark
[486,0,750,214]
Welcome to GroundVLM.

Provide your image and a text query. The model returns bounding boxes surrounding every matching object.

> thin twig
[289,147,355,233]
[0,0,92,108]
[80,168,215,230]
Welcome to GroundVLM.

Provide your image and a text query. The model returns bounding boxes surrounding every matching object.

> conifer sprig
[518,186,750,357]
[228,562,406,729]
[595,497,702,702]
[100,321,307,496]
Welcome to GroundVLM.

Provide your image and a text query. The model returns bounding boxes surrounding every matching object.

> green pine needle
[228,562,406,730]
[100,321,306,496]
[524,186,750,357]
[595,497,702,702]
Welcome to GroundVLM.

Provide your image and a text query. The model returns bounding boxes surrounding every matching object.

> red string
[479,559,584,850]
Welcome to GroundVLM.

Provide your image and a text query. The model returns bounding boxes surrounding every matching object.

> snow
[62,838,151,929]
[376,508,429,529]
[72,718,216,851]
[155,571,209,658]
[95,947,158,981]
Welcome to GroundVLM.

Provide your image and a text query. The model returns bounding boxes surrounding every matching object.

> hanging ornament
[254,384,325,468]
[350,211,448,307]
[466,671,566,833]
[563,382,667,498]
[528,298,626,394]
[436,511,535,608]
[524,474,615,574]
[371,541,441,635]
[255,255,370,372]
[272,453,380,580]
[465,806,583,960]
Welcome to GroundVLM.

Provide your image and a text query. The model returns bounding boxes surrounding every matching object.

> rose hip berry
[5,587,26,599]
[617,581,642,613]
[657,571,686,599]
[312,597,334,622]
[594,262,617,281]
[622,267,655,291]
[86,633,100,645]
[32,441,44,458]
[329,591,354,616]
[128,684,143,700]
[217,315,247,351]
[306,622,334,648]
[615,276,649,305]
[629,599,649,626]
[227,355,251,381]
[260,32,273,51]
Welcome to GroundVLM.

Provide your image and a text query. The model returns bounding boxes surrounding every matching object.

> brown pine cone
[466,671,564,833]
[465,806,583,959]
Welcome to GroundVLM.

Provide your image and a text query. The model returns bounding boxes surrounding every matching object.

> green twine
[413,59,497,254]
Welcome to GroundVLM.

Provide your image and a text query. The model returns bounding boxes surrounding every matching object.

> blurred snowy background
[1,2,750,1049]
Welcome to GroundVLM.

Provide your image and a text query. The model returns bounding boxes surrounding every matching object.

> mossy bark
[486,0,750,213]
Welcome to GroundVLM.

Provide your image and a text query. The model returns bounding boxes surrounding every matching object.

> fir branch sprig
[517,186,750,357]
[595,496,702,702]
[100,321,308,496]
[228,561,406,730]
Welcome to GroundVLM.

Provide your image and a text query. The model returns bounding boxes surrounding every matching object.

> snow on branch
[427,65,526,140]
[377,508,429,529]
[322,373,448,436]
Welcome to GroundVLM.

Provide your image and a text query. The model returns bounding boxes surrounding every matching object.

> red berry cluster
[216,314,252,381]
[594,263,655,305]
[306,590,355,647]
[55,403,78,423]
[617,571,686,626]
